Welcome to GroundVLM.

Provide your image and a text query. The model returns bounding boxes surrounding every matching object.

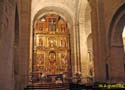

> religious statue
[49,51,56,65]
[36,20,43,31]
[61,24,66,32]
[74,72,82,84]
[48,37,56,47]
[61,54,67,64]
[38,37,43,46]
[38,54,44,64]
[48,51,57,74]
[48,18,56,32]
[61,38,66,47]
[35,54,44,68]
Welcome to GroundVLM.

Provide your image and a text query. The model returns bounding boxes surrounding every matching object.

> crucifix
[49,18,56,32]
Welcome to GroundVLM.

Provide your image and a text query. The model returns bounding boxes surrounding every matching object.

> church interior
[0,0,125,90]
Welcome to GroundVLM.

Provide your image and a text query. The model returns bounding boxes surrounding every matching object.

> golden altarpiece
[32,14,71,84]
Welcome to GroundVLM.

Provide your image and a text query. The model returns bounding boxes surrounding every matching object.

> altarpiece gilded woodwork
[32,14,70,84]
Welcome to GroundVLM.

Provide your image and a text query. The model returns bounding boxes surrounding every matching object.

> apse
[31,14,71,85]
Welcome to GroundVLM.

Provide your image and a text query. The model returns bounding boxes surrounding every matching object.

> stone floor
[24,83,125,90]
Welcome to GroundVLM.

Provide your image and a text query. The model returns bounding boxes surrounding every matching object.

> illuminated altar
[32,14,71,84]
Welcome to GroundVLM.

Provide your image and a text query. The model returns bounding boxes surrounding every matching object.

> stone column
[15,0,31,90]
[89,0,107,81]
[0,0,16,90]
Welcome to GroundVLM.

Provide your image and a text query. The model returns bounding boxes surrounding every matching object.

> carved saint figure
[49,51,56,65]
[48,37,56,47]
[48,18,56,32]
[61,38,66,47]
[39,54,44,64]
[49,51,57,74]
[61,24,65,32]
[36,54,44,65]
[39,37,43,46]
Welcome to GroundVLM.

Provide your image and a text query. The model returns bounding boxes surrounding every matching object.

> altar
[30,14,71,85]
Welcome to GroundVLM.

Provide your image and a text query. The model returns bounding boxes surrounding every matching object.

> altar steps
[24,83,69,90]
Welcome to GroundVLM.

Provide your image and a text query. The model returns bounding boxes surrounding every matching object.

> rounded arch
[29,2,78,79]
[108,4,125,47]
[30,6,74,59]
[108,4,125,80]
[32,6,74,31]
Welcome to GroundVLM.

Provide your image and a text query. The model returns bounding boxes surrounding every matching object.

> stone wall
[0,0,16,90]
[90,0,125,81]
[103,0,125,81]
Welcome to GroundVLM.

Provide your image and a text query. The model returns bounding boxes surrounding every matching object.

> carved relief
[38,36,43,47]
[48,37,57,47]
[60,37,67,47]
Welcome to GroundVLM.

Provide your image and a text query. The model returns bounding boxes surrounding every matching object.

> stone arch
[33,6,73,33]
[109,4,125,47]
[30,6,75,77]
[108,4,125,80]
